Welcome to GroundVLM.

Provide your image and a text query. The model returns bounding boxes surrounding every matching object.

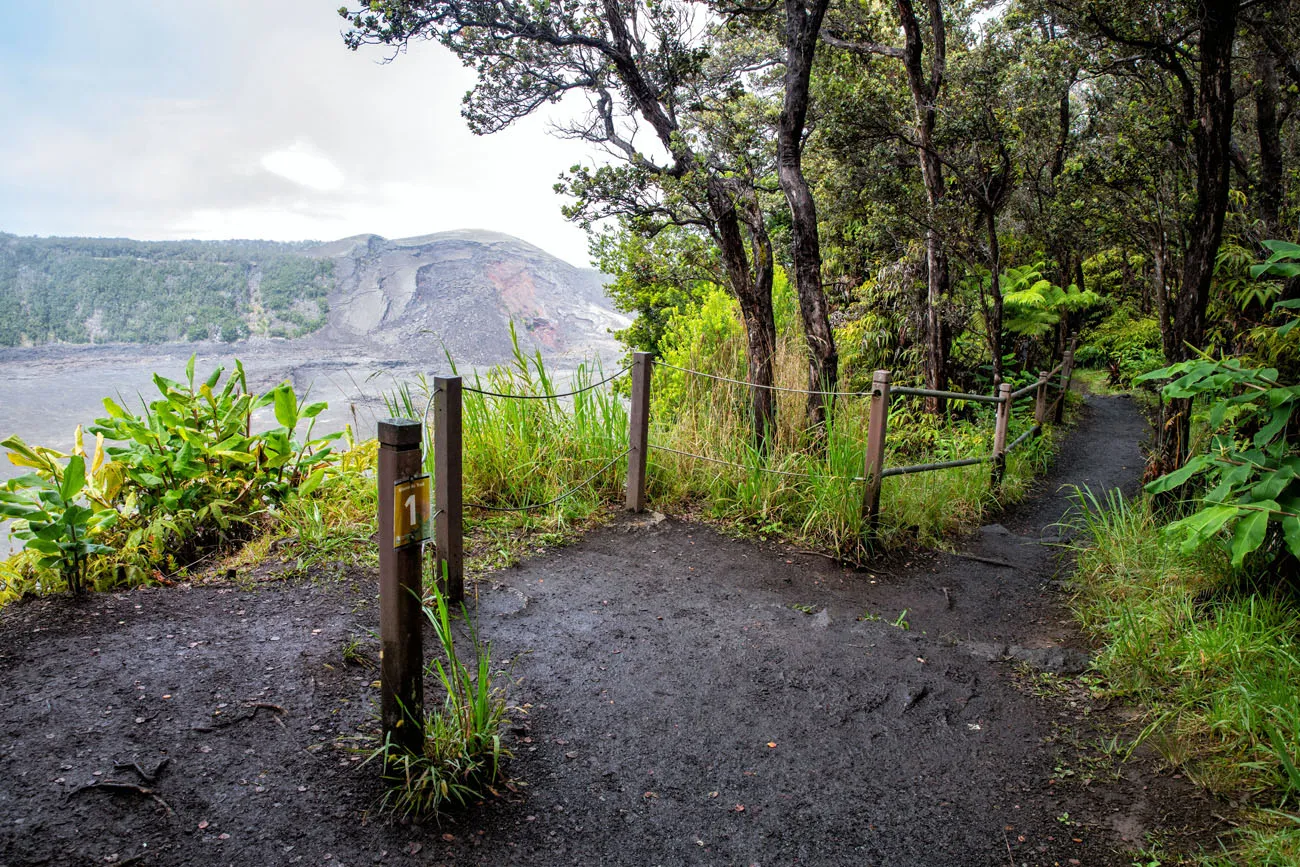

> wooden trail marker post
[1034,371,1050,427]
[377,418,426,757]
[991,382,1012,487]
[862,369,891,533]
[626,352,652,512]
[1054,349,1075,424]
[434,376,464,603]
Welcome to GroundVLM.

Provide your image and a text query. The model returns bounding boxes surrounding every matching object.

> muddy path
[0,395,1225,866]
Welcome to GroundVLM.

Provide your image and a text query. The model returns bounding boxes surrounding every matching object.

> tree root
[68,780,173,815]
[191,701,287,733]
[113,757,170,783]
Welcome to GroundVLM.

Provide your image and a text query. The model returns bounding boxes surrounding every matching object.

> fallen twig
[192,701,285,733]
[113,757,170,783]
[951,551,1016,569]
[68,780,173,815]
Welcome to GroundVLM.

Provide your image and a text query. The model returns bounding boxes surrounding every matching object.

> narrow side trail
[858,392,1150,657]
[0,395,1225,867]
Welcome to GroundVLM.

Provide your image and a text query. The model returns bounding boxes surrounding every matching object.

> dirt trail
[0,395,1224,866]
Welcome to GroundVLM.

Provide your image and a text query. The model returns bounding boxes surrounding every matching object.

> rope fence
[644,333,1079,529]
[881,455,986,479]
[1006,425,1040,453]
[649,443,865,482]
[890,385,1005,405]
[461,364,631,400]
[652,360,873,397]
[379,335,1079,601]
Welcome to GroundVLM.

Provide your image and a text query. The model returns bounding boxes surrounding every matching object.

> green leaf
[272,385,298,429]
[101,397,132,420]
[1251,465,1297,501]
[1283,516,1300,559]
[0,501,41,519]
[1229,508,1271,569]
[1144,454,1211,494]
[298,468,326,498]
[153,373,183,395]
[1167,504,1238,552]
[204,365,224,390]
[59,455,86,502]
[1261,240,1300,258]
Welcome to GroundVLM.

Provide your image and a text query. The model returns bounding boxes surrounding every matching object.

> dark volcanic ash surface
[0,396,1225,866]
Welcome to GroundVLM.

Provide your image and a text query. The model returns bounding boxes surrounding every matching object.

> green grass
[643,335,1057,560]
[360,580,514,818]
[1071,367,1124,396]
[379,333,629,576]
[1066,487,1300,862]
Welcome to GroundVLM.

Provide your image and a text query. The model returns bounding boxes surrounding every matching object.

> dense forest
[343,0,1297,451]
[339,0,1298,857]
[0,235,334,346]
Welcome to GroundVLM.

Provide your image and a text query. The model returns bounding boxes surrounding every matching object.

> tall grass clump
[645,283,1057,560]
[384,327,629,549]
[363,580,513,817]
[1067,487,1300,860]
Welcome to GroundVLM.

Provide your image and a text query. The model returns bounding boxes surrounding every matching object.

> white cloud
[260,144,345,192]
[0,0,605,266]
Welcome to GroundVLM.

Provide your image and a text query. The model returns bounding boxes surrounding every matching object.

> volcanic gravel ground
[0,395,1226,866]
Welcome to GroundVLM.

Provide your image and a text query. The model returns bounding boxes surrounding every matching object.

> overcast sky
[0,0,598,265]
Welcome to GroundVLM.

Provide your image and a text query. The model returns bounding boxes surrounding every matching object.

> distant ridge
[305,229,627,363]
[0,230,627,362]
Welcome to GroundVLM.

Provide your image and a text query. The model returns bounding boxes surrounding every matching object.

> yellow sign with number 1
[392,475,432,549]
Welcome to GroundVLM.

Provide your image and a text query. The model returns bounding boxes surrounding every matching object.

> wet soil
[0,395,1228,866]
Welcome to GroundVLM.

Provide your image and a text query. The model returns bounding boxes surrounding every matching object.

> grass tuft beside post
[362,577,514,818]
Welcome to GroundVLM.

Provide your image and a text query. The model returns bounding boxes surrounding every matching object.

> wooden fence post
[626,352,652,512]
[991,382,1012,487]
[1034,371,1050,427]
[434,376,463,603]
[862,369,891,534]
[377,418,425,757]
[1054,348,1075,423]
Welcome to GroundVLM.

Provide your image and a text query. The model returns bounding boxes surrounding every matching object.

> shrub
[1075,306,1164,385]
[1,355,344,593]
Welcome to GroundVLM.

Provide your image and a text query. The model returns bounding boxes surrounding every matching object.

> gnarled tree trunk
[708,177,778,450]
[1157,0,1238,473]
[777,0,838,440]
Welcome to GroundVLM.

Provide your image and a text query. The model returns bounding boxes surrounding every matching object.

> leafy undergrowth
[639,289,1068,560]
[1067,489,1300,863]
[1,356,342,603]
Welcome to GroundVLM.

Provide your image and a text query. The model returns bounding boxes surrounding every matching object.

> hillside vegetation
[0,234,332,346]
